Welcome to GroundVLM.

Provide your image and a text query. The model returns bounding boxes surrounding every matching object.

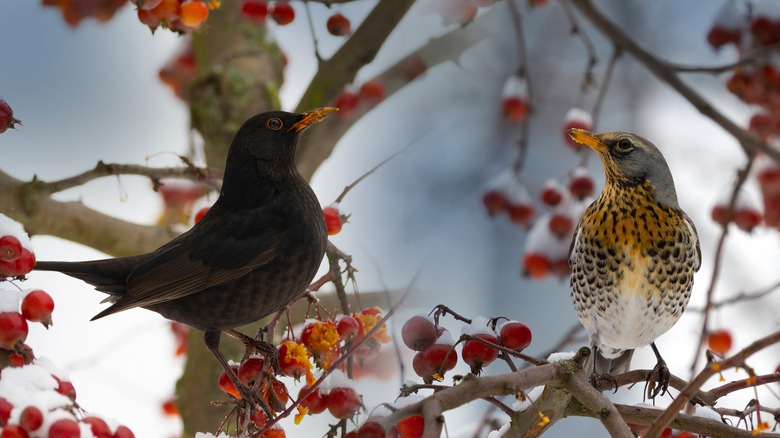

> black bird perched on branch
[35,107,335,403]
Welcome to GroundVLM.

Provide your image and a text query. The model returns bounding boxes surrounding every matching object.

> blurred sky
[2,0,780,437]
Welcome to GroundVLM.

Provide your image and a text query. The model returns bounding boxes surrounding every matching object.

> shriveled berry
[401,316,438,352]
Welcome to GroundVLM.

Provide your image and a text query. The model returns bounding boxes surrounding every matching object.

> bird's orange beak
[289,107,338,132]
[567,128,607,153]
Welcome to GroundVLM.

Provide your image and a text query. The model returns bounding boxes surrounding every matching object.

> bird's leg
[204,331,274,420]
[225,329,281,374]
[588,346,618,393]
[645,342,670,399]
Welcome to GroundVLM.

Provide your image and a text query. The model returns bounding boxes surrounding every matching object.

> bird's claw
[241,338,281,375]
[589,372,619,393]
[645,359,670,399]
[235,381,275,421]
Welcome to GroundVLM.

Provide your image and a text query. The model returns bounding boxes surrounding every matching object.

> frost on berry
[562,107,593,150]
[707,0,746,49]
[482,169,535,226]
[522,199,588,279]
[501,74,529,123]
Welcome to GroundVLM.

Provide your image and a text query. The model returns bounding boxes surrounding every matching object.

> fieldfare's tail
[589,348,634,375]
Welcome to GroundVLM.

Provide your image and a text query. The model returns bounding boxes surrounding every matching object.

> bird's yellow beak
[567,128,607,153]
[289,107,338,132]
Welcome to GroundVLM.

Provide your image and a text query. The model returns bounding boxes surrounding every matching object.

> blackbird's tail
[35,256,147,295]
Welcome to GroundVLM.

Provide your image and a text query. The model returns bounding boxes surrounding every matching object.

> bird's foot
[227,330,281,375]
[645,359,670,400]
[589,372,619,393]
[235,381,275,421]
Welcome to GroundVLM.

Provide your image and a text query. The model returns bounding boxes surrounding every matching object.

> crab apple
[297,385,327,414]
[48,418,80,438]
[0,100,20,134]
[568,170,594,199]
[359,80,385,104]
[461,333,499,374]
[218,365,240,398]
[0,398,11,426]
[0,312,28,350]
[322,205,343,235]
[326,13,351,36]
[336,315,361,340]
[548,213,573,238]
[112,425,134,438]
[708,329,733,355]
[21,290,54,327]
[270,1,295,25]
[418,343,457,379]
[499,321,532,351]
[325,387,361,419]
[19,406,43,432]
[733,208,762,232]
[278,341,310,378]
[356,420,386,438]
[401,316,438,352]
[562,108,593,150]
[238,357,265,386]
[396,414,424,438]
[508,203,535,226]
[502,97,529,123]
[179,1,209,28]
[334,90,359,116]
[482,189,509,216]
[523,253,550,280]
[0,236,21,262]
[241,0,268,23]
[82,417,111,438]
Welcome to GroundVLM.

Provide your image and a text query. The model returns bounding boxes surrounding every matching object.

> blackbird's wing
[91,209,286,320]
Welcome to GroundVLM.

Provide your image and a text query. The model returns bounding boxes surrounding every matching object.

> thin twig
[687,277,780,312]
[506,0,532,174]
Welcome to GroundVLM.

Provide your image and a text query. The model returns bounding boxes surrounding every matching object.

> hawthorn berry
[0,236,22,262]
[1,425,28,438]
[82,416,111,438]
[547,213,573,238]
[336,315,361,340]
[47,418,80,438]
[297,385,327,414]
[540,181,564,207]
[501,97,529,123]
[0,398,12,426]
[417,343,457,379]
[113,425,135,438]
[21,290,55,327]
[396,414,424,438]
[237,357,265,386]
[358,80,385,104]
[241,0,268,22]
[0,100,20,134]
[0,312,28,350]
[482,189,509,216]
[401,315,438,352]
[0,248,35,278]
[217,365,240,398]
[356,420,386,438]
[324,387,361,419]
[19,406,43,432]
[461,333,499,374]
[567,169,594,199]
[499,321,532,351]
[733,208,762,232]
[326,13,351,36]
[270,1,295,25]
[523,253,550,280]
[322,205,343,236]
[508,203,535,227]
[708,329,733,355]
[53,377,76,401]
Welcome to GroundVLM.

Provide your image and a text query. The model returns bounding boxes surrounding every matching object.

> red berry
[750,16,779,46]
[326,13,351,36]
[563,108,593,150]
[0,398,12,426]
[708,329,733,355]
[0,248,35,278]
[499,321,532,351]
[548,213,573,238]
[47,418,80,438]
[112,425,135,438]
[707,25,740,48]
[54,377,76,401]
[179,0,209,28]
[194,206,209,224]
[523,253,550,280]
[0,313,28,350]
[482,189,509,216]
[277,341,310,378]
[334,90,359,116]
[237,357,265,386]
[19,406,43,432]
[711,204,731,227]
[2,425,28,438]
[749,113,774,140]
[82,417,111,438]
[540,182,564,207]
[149,0,180,22]
[0,100,20,134]
[508,203,534,226]
[568,171,594,199]
[396,414,424,438]
[322,205,343,236]
[241,0,268,22]
[461,333,499,374]
[270,1,295,25]
[336,315,360,340]
[0,236,22,263]
[356,420,386,438]
[358,80,385,104]
[418,343,457,379]
[502,97,529,123]
[217,365,240,398]
[401,316,438,352]
[297,385,327,414]
[676,432,697,438]
[324,387,361,419]
[161,399,179,416]
[21,290,55,327]
[733,208,762,232]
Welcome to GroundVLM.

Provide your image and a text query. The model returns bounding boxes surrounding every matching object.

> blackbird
[35,107,335,404]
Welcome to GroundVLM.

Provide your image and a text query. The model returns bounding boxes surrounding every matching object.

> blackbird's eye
[616,139,633,152]
[267,118,283,131]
